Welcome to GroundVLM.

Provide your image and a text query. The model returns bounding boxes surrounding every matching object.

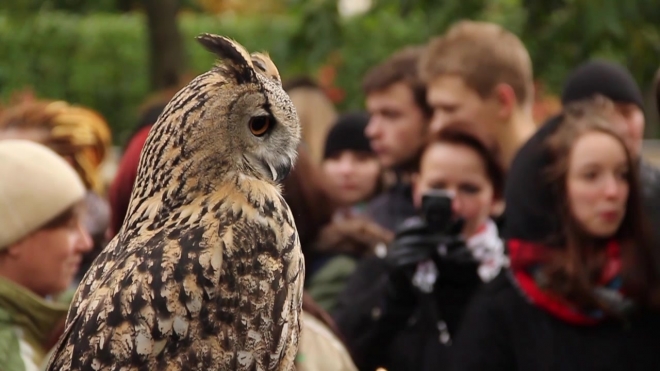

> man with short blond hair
[419,20,537,169]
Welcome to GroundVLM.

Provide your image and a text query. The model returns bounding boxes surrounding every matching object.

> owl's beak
[263,158,293,183]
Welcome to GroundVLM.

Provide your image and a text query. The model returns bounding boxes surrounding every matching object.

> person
[281,145,336,268]
[108,102,166,238]
[283,76,338,166]
[560,59,660,249]
[362,45,432,232]
[418,20,537,170]
[307,111,391,313]
[0,98,112,283]
[450,96,660,370]
[654,66,660,118]
[297,293,358,371]
[333,127,506,371]
[321,111,382,218]
[0,140,93,370]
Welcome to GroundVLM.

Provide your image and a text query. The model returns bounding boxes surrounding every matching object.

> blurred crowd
[1,19,660,371]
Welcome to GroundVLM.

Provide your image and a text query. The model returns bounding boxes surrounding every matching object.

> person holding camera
[333,126,507,371]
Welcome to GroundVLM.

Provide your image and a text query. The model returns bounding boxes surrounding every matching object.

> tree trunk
[142,0,186,90]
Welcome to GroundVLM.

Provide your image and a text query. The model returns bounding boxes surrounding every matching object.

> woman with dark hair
[306,111,392,312]
[334,125,507,371]
[450,96,660,371]
[280,145,358,370]
[281,144,337,260]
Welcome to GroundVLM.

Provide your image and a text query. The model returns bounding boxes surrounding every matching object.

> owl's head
[157,34,301,186]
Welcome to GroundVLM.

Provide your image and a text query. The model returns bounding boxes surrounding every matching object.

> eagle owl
[46,34,304,371]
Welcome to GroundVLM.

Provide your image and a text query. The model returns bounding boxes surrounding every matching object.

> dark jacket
[366,181,417,233]
[332,235,490,371]
[332,255,470,371]
[640,160,660,248]
[450,271,660,371]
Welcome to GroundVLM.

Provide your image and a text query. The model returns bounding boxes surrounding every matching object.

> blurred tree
[194,0,285,14]
[142,0,186,90]
[0,0,118,14]
[1,0,659,139]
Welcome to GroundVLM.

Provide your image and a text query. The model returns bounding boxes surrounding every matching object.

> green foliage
[0,12,299,145]
[0,0,118,15]
[0,12,149,144]
[1,0,659,144]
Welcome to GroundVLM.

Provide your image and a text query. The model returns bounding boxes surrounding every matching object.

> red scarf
[508,239,624,326]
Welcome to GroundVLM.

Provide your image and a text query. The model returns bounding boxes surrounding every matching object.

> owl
[46,34,304,371]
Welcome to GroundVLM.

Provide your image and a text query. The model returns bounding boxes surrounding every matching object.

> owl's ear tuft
[196,33,257,84]
[251,53,281,83]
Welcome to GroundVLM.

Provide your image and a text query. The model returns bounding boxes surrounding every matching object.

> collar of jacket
[0,276,69,347]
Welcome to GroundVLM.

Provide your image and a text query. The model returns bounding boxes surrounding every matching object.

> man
[418,20,537,169]
[655,67,660,118]
[362,45,432,232]
[0,140,92,370]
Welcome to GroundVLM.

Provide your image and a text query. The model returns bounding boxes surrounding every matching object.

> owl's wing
[45,236,125,370]
[47,225,223,370]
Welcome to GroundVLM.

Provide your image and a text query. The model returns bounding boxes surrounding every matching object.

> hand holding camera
[385,190,481,302]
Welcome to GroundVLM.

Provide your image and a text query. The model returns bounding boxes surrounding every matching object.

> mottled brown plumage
[46,34,304,371]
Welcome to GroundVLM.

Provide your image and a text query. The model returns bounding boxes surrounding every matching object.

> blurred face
[613,102,645,158]
[365,82,428,169]
[413,142,496,238]
[567,131,629,238]
[323,150,381,206]
[427,75,501,137]
[6,210,93,296]
[0,127,49,143]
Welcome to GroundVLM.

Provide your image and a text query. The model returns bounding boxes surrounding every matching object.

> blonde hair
[0,100,112,194]
[287,85,338,165]
[420,20,534,106]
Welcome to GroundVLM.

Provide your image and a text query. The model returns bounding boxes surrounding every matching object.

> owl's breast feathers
[47,179,304,370]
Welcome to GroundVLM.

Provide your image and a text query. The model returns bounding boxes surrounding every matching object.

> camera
[420,189,464,237]
[387,190,466,268]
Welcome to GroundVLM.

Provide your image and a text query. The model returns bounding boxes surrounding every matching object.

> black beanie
[561,59,644,109]
[323,111,372,159]
[504,114,564,244]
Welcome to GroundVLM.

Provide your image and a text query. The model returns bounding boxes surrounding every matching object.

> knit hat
[503,114,563,243]
[323,111,372,160]
[0,140,86,248]
[561,59,644,109]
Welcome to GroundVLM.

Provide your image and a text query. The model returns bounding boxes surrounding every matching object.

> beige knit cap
[0,139,86,248]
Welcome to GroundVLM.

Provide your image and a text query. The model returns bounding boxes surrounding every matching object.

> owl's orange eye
[249,116,271,137]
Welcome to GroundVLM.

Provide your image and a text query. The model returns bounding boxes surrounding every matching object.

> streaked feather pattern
[46,34,303,371]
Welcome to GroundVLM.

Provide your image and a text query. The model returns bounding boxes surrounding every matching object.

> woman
[0,140,93,371]
[0,98,112,284]
[283,76,338,166]
[296,293,358,371]
[321,111,382,219]
[333,126,506,371]
[307,111,391,312]
[451,96,660,370]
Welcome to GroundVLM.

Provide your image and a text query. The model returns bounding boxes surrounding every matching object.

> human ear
[493,83,517,120]
[3,241,25,259]
[490,198,506,217]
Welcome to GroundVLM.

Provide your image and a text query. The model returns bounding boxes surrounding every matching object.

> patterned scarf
[508,239,634,325]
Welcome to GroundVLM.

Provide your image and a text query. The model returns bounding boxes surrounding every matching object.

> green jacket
[306,255,358,313]
[0,277,70,371]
